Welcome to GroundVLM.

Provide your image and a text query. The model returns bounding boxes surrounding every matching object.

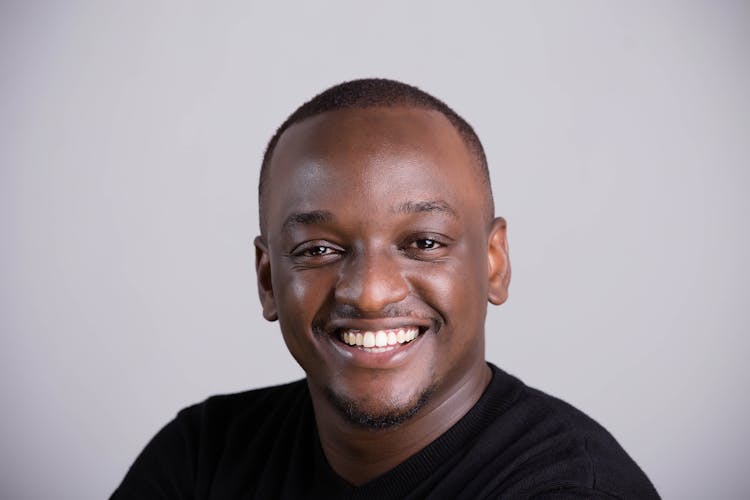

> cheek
[272,268,336,370]
[273,266,335,330]
[414,245,489,323]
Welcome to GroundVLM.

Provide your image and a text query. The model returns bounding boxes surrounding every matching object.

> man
[112,79,659,499]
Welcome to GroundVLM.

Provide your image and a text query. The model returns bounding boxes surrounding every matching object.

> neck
[310,362,492,486]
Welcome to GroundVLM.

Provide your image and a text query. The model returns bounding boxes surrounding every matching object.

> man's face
[256,107,508,427]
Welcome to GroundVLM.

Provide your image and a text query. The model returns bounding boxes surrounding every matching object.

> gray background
[2,1,748,498]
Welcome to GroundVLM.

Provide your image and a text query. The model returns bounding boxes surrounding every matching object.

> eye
[413,238,440,250]
[402,235,450,260]
[289,241,344,266]
[302,246,334,257]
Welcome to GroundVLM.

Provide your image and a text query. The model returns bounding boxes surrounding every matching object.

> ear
[254,236,278,321]
[487,217,511,305]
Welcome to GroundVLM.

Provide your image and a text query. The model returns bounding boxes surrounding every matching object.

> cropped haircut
[259,78,493,235]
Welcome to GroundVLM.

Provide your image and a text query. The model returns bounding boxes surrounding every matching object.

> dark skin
[255,106,510,485]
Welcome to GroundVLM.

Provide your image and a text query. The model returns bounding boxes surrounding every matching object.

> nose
[334,249,410,312]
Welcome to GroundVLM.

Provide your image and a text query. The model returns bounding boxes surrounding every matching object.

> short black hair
[259,78,493,235]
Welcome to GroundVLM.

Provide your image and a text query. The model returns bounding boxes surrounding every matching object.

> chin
[324,383,435,431]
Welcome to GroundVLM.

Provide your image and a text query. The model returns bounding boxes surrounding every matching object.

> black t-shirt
[111,364,659,499]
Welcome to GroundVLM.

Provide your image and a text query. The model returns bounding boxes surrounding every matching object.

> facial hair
[324,385,434,430]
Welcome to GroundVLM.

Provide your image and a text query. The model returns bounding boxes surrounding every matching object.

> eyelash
[290,235,449,264]
[290,243,342,259]
[301,246,337,257]
[409,238,442,251]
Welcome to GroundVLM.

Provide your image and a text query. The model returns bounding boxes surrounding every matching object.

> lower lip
[327,331,426,369]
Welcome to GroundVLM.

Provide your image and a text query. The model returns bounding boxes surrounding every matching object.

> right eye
[289,242,344,266]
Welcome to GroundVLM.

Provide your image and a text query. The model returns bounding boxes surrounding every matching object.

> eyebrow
[282,210,334,231]
[281,200,456,232]
[393,200,458,218]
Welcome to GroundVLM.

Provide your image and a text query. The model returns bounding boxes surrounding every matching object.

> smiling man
[112,79,659,499]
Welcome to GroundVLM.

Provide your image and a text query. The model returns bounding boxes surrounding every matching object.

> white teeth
[339,327,420,349]
[387,331,397,345]
[375,331,387,347]
[363,331,375,348]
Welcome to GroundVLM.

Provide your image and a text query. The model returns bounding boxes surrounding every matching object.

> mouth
[338,326,421,353]
[321,320,433,369]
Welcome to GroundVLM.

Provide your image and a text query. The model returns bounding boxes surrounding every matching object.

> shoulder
[177,378,309,427]
[168,378,312,455]
[110,379,311,499]
[484,364,615,443]
[480,365,659,499]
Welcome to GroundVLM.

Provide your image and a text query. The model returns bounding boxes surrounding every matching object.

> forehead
[265,107,485,234]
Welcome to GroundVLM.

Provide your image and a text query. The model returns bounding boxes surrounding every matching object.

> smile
[339,327,420,351]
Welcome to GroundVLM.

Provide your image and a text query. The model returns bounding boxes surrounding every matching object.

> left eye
[303,246,333,257]
[414,238,439,250]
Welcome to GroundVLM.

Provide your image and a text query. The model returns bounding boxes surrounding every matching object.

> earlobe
[487,217,511,305]
[254,236,278,321]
